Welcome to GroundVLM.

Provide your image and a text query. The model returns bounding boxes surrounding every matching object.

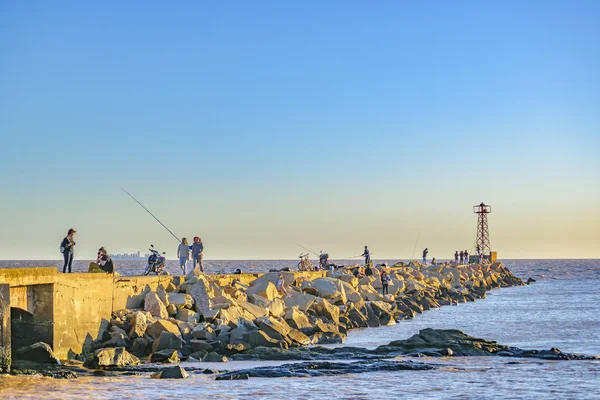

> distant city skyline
[0,2,598,260]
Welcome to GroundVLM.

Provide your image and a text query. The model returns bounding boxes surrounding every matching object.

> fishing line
[122,188,181,243]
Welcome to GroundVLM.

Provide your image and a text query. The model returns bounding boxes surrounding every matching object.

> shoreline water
[1,259,599,400]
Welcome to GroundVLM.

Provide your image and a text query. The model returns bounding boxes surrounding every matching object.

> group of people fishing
[422,247,484,266]
[59,229,206,275]
[177,237,205,274]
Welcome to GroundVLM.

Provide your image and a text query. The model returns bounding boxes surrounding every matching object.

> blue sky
[0,1,598,259]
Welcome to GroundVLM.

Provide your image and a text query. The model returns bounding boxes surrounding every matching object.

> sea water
[0,259,599,399]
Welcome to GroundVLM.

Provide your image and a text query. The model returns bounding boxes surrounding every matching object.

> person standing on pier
[422,248,428,265]
[60,228,76,273]
[362,246,371,266]
[454,251,459,265]
[191,236,204,273]
[177,238,190,274]
[459,251,464,264]
[381,268,391,295]
[464,250,469,264]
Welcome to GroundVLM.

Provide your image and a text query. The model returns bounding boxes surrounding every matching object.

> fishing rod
[295,244,320,257]
[121,188,181,243]
[411,232,420,260]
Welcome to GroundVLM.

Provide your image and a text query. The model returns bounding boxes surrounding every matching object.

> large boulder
[152,331,185,352]
[283,293,317,312]
[266,298,285,317]
[176,308,199,323]
[235,299,269,319]
[186,277,212,315]
[144,292,168,319]
[312,298,340,324]
[84,347,140,368]
[150,349,180,363]
[259,317,292,341]
[131,337,152,358]
[190,340,214,353]
[15,342,60,364]
[147,320,182,340]
[169,293,194,308]
[249,272,295,287]
[156,285,170,307]
[286,328,311,346]
[203,352,228,362]
[128,311,148,339]
[284,308,314,334]
[245,281,279,301]
[248,331,286,349]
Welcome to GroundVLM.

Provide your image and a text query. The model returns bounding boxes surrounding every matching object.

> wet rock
[215,373,249,380]
[152,365,189,379]
[15,342,60,364]
[150,349,180,363]
[84,347,140,368]
[217,359,432,379]
[203,352,228,362]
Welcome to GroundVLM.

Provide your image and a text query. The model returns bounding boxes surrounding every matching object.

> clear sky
[0,1,598,260]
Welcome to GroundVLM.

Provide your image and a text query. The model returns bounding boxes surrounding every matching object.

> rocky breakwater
[75,261,523,370]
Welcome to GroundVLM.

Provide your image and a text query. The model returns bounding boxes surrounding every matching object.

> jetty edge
[0,261,524,375]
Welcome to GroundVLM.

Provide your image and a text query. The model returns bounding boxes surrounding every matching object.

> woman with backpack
[60,228,76,273]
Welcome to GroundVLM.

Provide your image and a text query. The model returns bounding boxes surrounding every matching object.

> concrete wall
[10,284,54,356]
[52,274,114,360]
[0,284,10,372]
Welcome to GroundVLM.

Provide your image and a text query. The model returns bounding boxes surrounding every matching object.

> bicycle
[298,253,314,271]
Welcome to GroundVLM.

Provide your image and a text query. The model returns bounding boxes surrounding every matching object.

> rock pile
[82,261,523,368]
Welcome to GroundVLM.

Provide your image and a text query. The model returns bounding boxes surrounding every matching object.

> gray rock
[150,349,180,363]
[144,292,168,319]
[203,352,228,362]
[186,279,211,315]
[15,342,60,364]
[152,365,189,379]
[84,347,140,368]
[152,331,185,352]
[190,340,213,353]
[128,311,148,339]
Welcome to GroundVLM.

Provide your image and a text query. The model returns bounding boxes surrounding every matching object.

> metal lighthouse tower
[473,202,492,256]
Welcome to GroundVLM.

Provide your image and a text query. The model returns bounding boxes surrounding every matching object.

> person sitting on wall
[364,262,374,276]
[88,247,114,274]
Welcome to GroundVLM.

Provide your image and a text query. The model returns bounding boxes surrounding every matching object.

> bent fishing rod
[121,188,181,243]
[411,232,420,260]
[295,244,320,257]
